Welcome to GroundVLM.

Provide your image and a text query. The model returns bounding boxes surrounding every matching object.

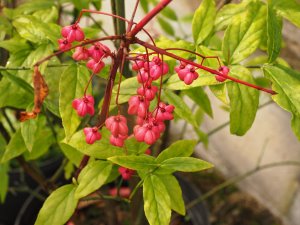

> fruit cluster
[59,24,231,148]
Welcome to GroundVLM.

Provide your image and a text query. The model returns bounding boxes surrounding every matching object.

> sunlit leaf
[192,0,216,45]
[35,184,78,225]
[143,174,171,225]
[227,66,259,135]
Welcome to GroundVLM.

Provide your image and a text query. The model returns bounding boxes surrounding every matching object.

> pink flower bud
[110,134,127,147]
[151,119,166,133]
[216,66,229,82]
[72,47,89,61]
[61,24,85,42]
[137,68,150,83]
[128,96,149,118]
[105,115,128,136]
[183,71,199,85]
[86,59,105,73]
[175,61,187,73]
[132,55,146,71]
[72,95,95,117]
[176,64,198,85]
[58,38,72,51]
[136,116,145,125]
[133,125,148,142]
[153,102,175,121]
[145,56,169,80]
[88,44,104,61]
[133,122,160,145]
[83,127,101,144]
[118,167,135,180]
[137,84,158,101]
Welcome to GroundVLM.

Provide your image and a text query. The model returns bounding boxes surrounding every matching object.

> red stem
[129,0,173,37]
[34,36,121,67]
[135,38,276,95]
[164,48,221,67]
[98,48,124,126]
[76,9,156,47]
[76,9,131,24]
[126,0,140,33]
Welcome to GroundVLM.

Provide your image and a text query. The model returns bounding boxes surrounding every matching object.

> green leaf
[183,87,213,117]
[33,6,58,23]
[44,58,65,116]
[91,0,102,10]
[263,64,300,139]
[59,64,91,140]
[72,0,90,10]
[227,66,259,135]
[1,71,34,95]
[163,90,209,145]
[125,137,149,155]
[113,76,139,96]
[272,0,300,28]
[209,83,228,104]
[192,0,216,45]
[263,65,300,114]
[0,16,12,37]
[23,117,55,160]
[64,161,74,180]
[0,134,6,160]
[0,163,8,203]
[160,175,185,215]
[1,129,27,163]
[0,76,33,109]
[267,5,282,63]
[64,128,125,159]
[157,17,174,36]
[21,113,38,152]
[222,2,266,64]
[75,160,112,199]
[0,37,31,53]
[161,6,177,20]
[60,143,84,167]
[197,45,223,69]
[13,15,59,44]
[143,174,171,225]
[215,2,247,30]
[160,157,213,172]
[156,140,197,163]
[108,155,157,171]
[163,90,198,127]
[35,184,78,225]
[14,0,56,15]
[292,115,300,140]
[140,0,149,12]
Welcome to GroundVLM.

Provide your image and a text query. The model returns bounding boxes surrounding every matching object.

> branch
[34,36,121,67]
[129,0,173,37]
[134,38,276,95]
